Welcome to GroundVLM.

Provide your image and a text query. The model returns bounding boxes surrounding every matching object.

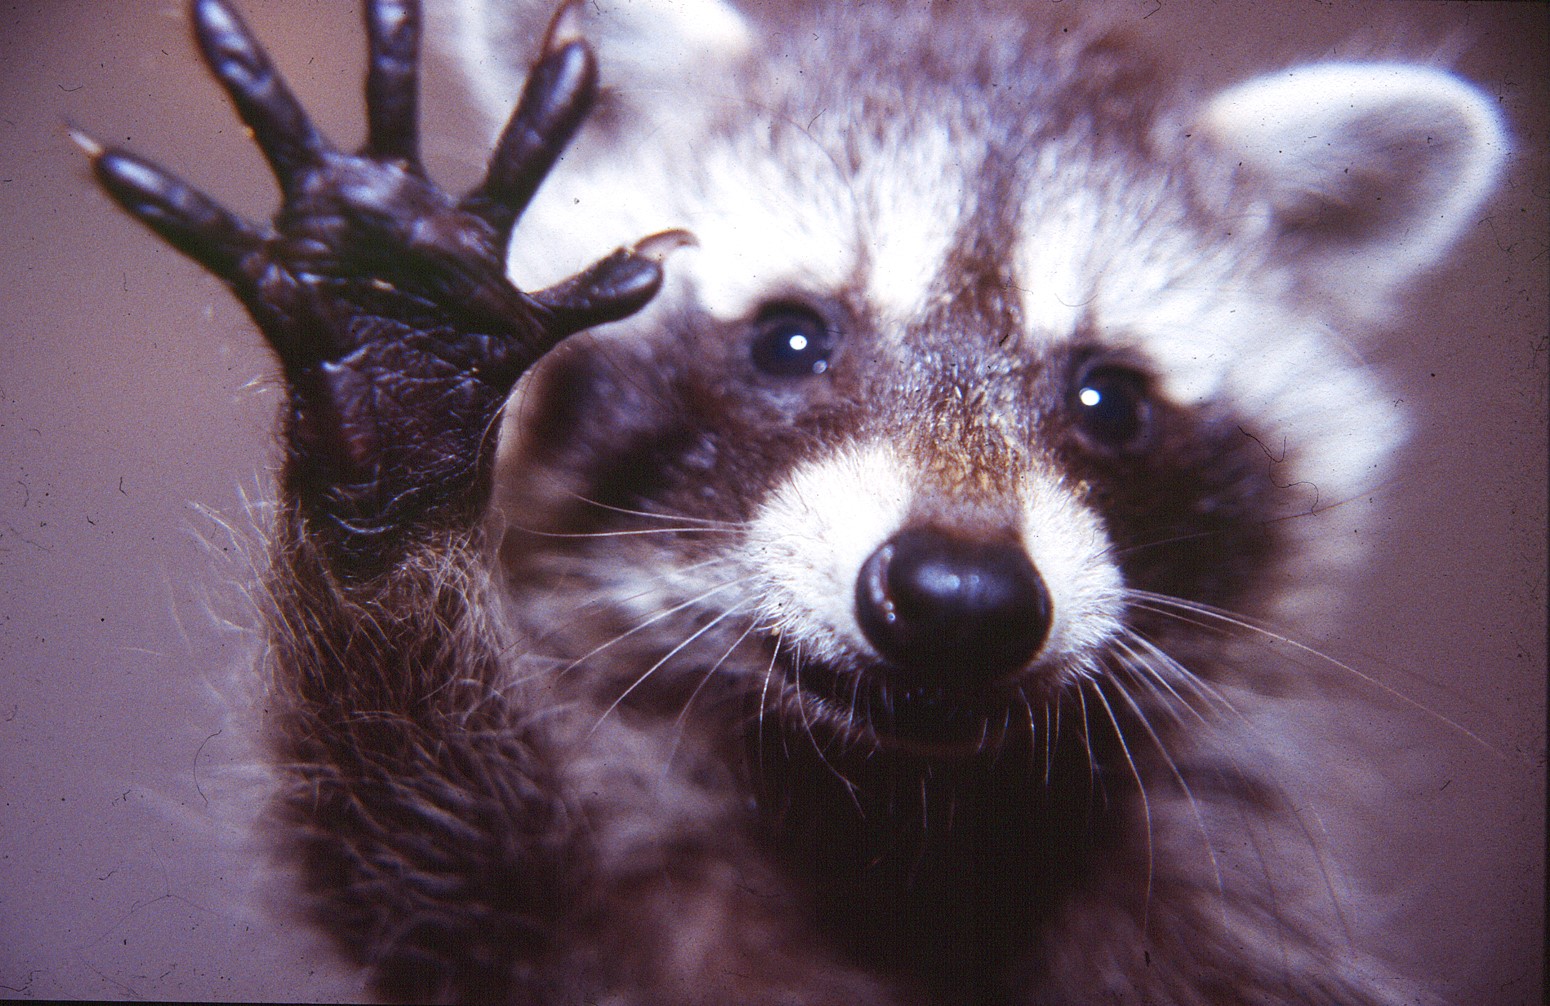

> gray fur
[247,2,1507,1002]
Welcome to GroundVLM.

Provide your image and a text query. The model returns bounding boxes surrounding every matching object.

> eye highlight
[750,305,836,378]
[1071,362,1153,454]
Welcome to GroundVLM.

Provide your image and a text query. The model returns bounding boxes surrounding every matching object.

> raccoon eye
[750,305,835,378]
[1072,363,1153,453]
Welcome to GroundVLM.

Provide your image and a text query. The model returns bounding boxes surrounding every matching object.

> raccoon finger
[363,0,422,168]
[193,0,331,192]
[460,30,597,244]
[92,147,264,282]
[532,230,694,335]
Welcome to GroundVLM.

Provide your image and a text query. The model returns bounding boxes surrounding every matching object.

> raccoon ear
[1198,63,1506,317]
[445,0,753,136]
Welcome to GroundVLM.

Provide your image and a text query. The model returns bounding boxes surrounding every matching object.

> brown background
[1,1,1543,1001]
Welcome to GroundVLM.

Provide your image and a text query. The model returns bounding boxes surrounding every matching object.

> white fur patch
[1091,235,1402,523]
[446,0,754,143]
[1198,62,1508,319]
[746,443,913,666]
[1015,472,1126,666]
[857,124,977,323]
[1007,140,1403,539]
[746,440,1126,680]
[675,136,858,320]
[508,80,979,334]
[671,117,978,326]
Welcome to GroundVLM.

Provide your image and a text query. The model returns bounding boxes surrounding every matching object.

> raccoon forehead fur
[110,0,1505,1001]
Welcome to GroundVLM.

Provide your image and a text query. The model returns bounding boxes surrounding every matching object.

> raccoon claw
[92,147,265,281]
[533,230,692,335]
[460,32,597,245]
[89,0,671,561]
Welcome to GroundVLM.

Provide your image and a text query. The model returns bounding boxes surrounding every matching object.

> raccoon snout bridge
[854,527,1052,687]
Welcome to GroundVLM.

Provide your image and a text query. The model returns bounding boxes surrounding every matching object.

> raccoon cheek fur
[95,0,1508,1003]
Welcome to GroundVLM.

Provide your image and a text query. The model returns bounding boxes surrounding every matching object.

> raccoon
[88,0,1506,1002]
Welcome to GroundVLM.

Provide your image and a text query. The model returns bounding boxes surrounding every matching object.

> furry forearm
[263,506,578,1002]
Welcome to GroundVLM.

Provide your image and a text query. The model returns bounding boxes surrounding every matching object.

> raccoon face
[486,5,1505,755]
[501,268,1282,752]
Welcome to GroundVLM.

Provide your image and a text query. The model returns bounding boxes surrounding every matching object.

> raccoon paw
[90,0,673,560]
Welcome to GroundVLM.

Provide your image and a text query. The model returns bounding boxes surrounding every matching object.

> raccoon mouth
[790,658,1028,755]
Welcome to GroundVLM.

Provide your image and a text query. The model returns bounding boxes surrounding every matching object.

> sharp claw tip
[67,126,106,159]
[632,228,698,262]
[542,1,588,54]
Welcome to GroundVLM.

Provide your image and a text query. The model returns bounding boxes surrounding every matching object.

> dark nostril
[854,527,1052,686]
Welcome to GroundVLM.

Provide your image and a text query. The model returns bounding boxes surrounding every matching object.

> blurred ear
[1198,63,1507,318]
[445,0,753,137]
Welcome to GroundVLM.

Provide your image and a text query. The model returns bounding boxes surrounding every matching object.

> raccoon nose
[854,528,1052,686]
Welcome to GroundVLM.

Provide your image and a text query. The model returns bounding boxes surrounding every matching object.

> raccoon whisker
[1111,631,1223,727]
[760,643,867,814]
[536,574,754,686]
[1103,655,1230,929]
[1105,647,1194,735]
[910,772,937,885]
[845,668,870,752]
[788,643,823,741]
[1124,601,1317,725]
[1127,590,1497,754]
[756,631,782,776]
[1104,529,1226,560]
[787,644,863,804]
[1042,696,1058,787]
[563,491,744,530]
[1073,679,1100,812]
[792,656,831,753]
[1209,757,1358,964]
[972,705,998,759]
[591,597,759,736]
[987,704,1012,759]
[491,568,748,695]
[1087,679,1155,929]
[493,557,752,689]
[509,552,745,663]
[1053,690,1070,779]
[1123,627,1260,732]
[506,523,736,540]
[1123,597,1241,645]
[664,615,761,771]
[1018,689,1041,774]
[1013,687,1042,776]
[1111,627,1314,774]
[1278,798,1359,954]
[1108,635,1194,719]
[1110,634,1357,945]
[1151,648,1252,733]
